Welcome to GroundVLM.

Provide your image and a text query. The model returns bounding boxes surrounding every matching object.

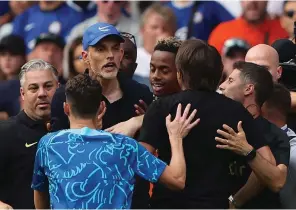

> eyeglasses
[120,32,137,47]
[284,10,296,18]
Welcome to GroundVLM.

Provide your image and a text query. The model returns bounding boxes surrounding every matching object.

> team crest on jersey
[49,21,61,34]
[193,11,203,24]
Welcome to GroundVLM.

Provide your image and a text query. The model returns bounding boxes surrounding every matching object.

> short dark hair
[234,61,274,107]
[154,37,182,54]
[175,39,223,91]
[65,74,102,118]
[264,83,291,117]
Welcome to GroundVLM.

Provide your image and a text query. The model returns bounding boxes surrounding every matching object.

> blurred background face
[0,52,24,79]
[97,1,122,24]
[241,0,267,23]
[9,1,36,16]
[32,42,63,75]
[223,51,246,79]
[245,52,279,82]
[150,50,180,96]
[73,44,87,74]
[39,1,63,11]
[141,12,173,53]
[120,38,137,78]
[281,1,296,38]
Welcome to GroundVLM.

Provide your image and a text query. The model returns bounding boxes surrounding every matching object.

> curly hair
[65,73,102,118]
[154,36,182,54]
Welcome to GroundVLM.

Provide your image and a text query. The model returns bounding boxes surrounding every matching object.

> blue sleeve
[127,138,167,183]
[12,12,27,37]
[213,2,234,22]
[31,137,48,192]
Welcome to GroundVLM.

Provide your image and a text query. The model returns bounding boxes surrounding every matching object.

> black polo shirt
[51,72,153,131]
[139,90,267,209]
[0,111,48,209]
[242,116,290,209]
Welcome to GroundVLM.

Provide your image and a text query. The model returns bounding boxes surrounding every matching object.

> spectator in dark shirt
[0,59,59,209]
[218,61,290,208]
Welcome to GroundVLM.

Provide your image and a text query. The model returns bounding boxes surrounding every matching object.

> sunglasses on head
[284,10,296,18]
[120,32,137,47]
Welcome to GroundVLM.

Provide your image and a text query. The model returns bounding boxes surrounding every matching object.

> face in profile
[150,50,180,97]
[73,44,87,74]
[219,69,246,103]
[83,36,124,80]
[20,70,58,121]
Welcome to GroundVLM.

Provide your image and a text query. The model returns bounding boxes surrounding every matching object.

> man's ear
[277,66,282,80]
[82,50,90,66]
[244,84,254,96]
[63,102,70,117]
[20,87,25,101]
[119,47,124,62]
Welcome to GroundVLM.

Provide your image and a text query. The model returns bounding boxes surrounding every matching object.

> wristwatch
[245,148,256,162]
[228,195,239,208]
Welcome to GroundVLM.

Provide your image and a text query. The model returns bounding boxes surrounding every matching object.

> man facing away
[32,73,199,209]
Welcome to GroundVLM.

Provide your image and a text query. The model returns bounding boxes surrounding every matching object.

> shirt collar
[17,110,48,130]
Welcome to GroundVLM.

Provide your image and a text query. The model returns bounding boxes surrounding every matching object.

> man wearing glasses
[280,1,296,42]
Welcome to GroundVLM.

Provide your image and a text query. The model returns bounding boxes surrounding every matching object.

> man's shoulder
[162,90,247,109]
[210,18,241,35]
[67,16,97,41]
[119,73,153,100]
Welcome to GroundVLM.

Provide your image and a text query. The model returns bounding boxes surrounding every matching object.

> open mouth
[103,62,116,71]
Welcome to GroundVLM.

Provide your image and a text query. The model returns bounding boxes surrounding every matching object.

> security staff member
[0,59,58,209]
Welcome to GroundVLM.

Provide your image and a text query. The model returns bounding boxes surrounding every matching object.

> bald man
[245,44,282,82]
[244,44,296,112]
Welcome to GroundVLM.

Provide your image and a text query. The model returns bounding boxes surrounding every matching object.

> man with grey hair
[0,59,58,209]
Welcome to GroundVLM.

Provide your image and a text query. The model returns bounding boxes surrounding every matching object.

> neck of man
[97,13,120,26]
[99,77,123,103]
[263,110,286,128]
[23,109,49,123]
[143,41,153,55]
[173,0,193,8]
[69,118,97,130]
[244,13,267,26]
[244,98,261,119]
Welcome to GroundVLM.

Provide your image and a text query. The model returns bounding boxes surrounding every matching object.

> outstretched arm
[216,121,287,192]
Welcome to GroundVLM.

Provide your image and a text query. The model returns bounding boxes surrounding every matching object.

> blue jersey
[32,127,166,209]
[166,1,233,41]
[12,3,84,54]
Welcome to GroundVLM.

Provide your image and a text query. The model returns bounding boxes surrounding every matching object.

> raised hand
[215,121,253,156]
[134,99,148,116]
[166,103,200,140]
